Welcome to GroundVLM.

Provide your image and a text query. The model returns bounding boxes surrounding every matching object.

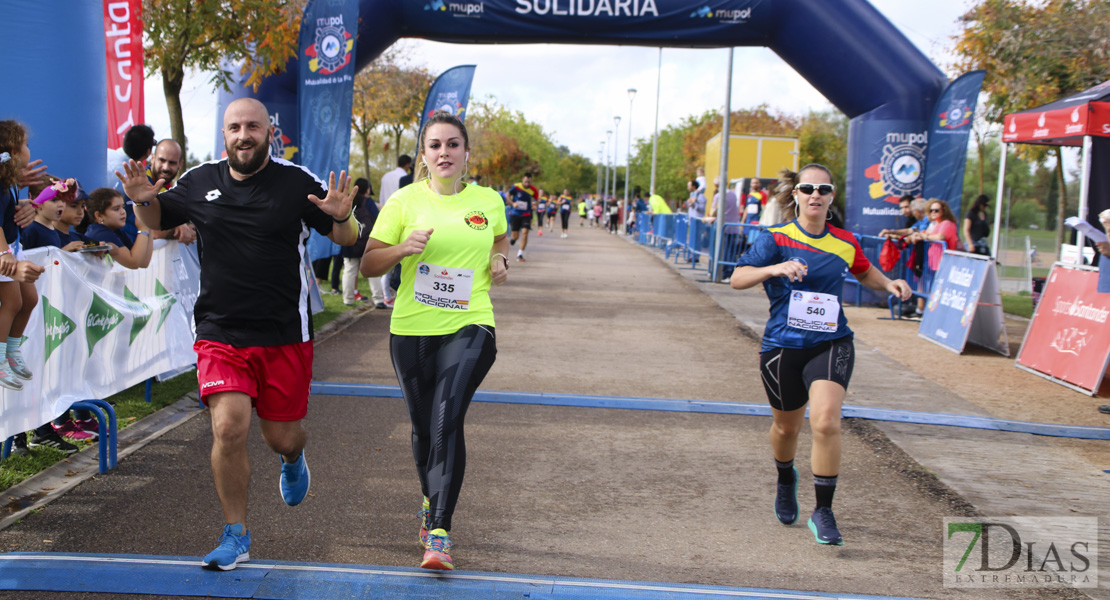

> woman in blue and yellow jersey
[361,111,509,571]
[731,164,911,547]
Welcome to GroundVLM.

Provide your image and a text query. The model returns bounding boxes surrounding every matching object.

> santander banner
[1016,265,1110,394]
[103,0,144,149]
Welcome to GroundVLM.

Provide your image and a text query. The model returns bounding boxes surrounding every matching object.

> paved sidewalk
[0,222,1102,600]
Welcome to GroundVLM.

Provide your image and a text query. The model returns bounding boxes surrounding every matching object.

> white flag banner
[0,241,199,440]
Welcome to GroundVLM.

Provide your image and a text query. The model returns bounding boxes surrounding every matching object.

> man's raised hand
[308,170,357,220]
[115,159,163,206]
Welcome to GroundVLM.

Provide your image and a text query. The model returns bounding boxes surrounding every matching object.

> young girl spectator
[22,176,98,442]
[0,121,40,391]
[56,184,90,249]
[84,187,153,269]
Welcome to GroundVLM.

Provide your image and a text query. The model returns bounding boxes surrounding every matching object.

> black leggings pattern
[390,324,497,532]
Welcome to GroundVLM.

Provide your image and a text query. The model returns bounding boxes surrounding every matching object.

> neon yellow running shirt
[370,180,508,336]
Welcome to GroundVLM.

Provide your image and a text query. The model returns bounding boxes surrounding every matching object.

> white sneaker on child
[7,350,32,380]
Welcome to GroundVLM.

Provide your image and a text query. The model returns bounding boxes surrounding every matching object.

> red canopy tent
[994,80,1110,258]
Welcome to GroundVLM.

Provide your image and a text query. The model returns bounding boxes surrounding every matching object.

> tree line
[144,0,1107,227]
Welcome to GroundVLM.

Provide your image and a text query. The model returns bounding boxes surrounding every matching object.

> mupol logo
[689,4,750,21]
[304,15,353,75]
[515,0,659,16]
[430,1,485,16]
[713,7,751,21]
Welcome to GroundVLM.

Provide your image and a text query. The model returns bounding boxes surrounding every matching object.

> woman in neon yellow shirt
[361,111,509,571]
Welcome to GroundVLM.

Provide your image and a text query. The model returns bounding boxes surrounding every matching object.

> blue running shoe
[807,507,844,545]
[202,523,250,570]
[280,450,310,506]
[774,466,799,525]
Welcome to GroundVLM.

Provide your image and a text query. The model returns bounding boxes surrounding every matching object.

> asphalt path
[0,219,1082,600]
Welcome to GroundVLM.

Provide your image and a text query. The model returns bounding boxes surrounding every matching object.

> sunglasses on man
[794,183,835,196]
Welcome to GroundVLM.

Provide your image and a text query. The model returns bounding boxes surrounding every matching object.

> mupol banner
[921,70,985,218]
[298,0,359,262]
[845,118,929,237]
[0,243,199,441]
[419,65,477,134]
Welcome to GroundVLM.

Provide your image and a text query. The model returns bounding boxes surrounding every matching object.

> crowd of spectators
[1,120,195,457]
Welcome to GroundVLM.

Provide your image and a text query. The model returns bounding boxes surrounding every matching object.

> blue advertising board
[919,251,1009,356]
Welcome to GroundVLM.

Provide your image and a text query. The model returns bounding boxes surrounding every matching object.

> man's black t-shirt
[157,158,334,347]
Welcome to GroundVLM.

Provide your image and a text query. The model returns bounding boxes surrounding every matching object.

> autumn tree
[680,105,801,179]
[798,110,849,202]
[953,0,1110,245]
[142,0,305,158]
[350,44,433,179]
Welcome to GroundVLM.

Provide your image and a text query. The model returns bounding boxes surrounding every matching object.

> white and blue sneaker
[202,523,250,571]
[279,450,311,506]
[7,349,31,380]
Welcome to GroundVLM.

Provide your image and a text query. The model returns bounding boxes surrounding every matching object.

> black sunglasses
[794,183,835,195]
[929,208,941,213]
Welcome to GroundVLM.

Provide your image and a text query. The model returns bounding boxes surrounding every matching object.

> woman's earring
[827,208,833,221]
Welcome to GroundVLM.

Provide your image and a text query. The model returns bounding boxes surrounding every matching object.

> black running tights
[390,324,497,532]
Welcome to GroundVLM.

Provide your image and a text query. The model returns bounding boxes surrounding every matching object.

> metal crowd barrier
[631,214,945,316]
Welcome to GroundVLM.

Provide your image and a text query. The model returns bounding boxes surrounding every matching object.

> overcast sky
[146,0,973,165]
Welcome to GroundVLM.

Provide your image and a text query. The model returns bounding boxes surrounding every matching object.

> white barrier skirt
[0,241,199,440]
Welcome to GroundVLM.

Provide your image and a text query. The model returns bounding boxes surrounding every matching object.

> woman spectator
[360,110,508,571]
[84,187,153,269]
[340,178,376,306]
[908,199,960,268]
[962,194,991,256]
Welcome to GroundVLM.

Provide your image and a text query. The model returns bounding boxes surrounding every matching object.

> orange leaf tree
[142,0,305,158]
[953,0,1110,243]
[350,44,434,179]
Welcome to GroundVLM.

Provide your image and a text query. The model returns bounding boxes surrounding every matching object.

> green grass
[1001,292,1034,319]
[2,272,378,492]
[998,265,1051,279]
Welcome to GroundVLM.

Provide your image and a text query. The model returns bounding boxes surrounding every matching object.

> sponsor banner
[0,243,199,441]
[943,517,1098,589]
[298,0,359,262]
[104,0,144,150]
[406,1,770,41]
[845,118,928,236]
[1017,264,1110,394]
[1002,80,1110,144]
[918,251,1008,356]
[419,65,477,136]
[1003,106,1090,144]
[921,70,985,217]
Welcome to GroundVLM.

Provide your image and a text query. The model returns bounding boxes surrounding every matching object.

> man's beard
[226,138,269,175]
[157,169,177,182]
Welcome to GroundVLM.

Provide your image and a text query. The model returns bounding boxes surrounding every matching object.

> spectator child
[22,176,100,441]
[0,121,40,391]
[84,187,153,269]
[56,185,90,249]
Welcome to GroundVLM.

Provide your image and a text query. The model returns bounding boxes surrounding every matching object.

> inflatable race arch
[1,1,948,235]
[224,0,947,235]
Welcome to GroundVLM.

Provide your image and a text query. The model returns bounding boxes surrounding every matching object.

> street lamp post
[603,130,612,203]
[597,147,604,200]
[625,88,636,232]
[650,48,662,196]
[611,115,621,217]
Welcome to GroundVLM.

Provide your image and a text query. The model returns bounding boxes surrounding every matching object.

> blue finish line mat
[0,552,934,600]
[310,382,1110,441]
